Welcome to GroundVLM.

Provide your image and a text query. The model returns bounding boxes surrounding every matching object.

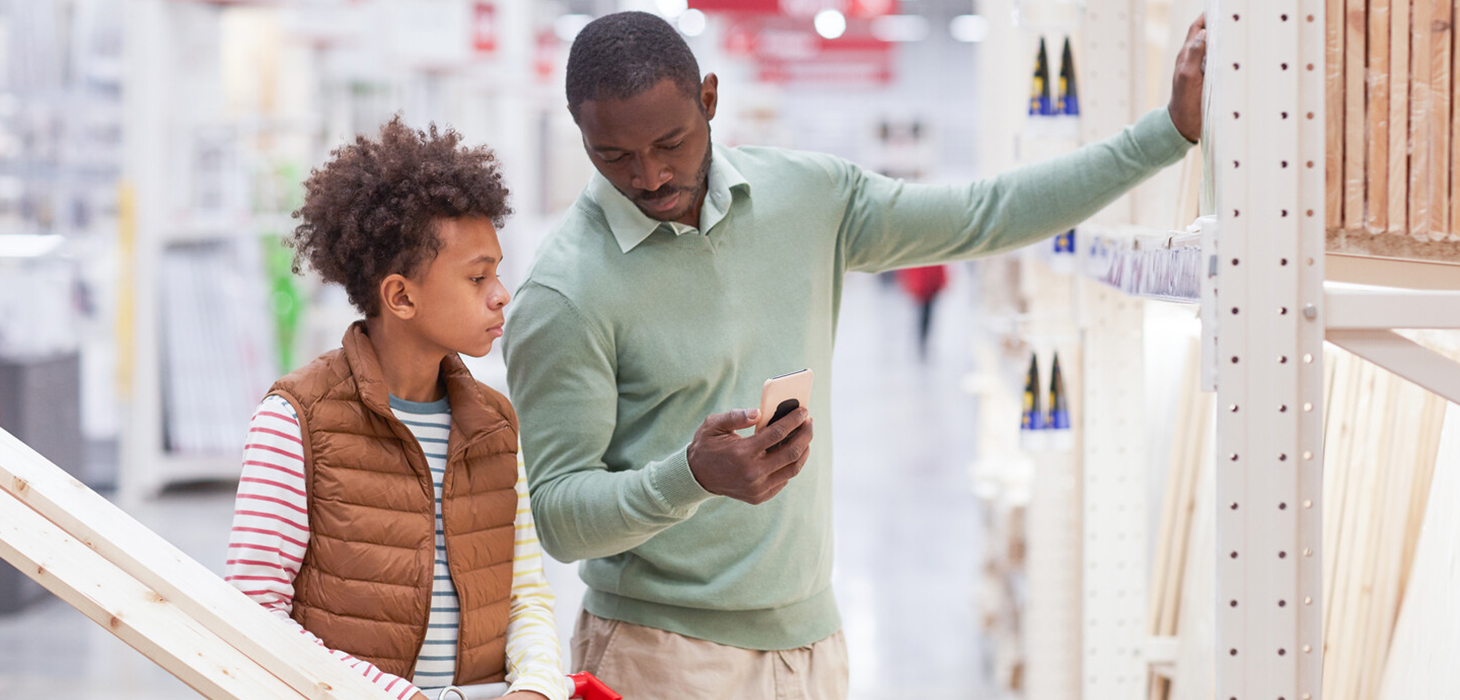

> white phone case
[754,369,814,434]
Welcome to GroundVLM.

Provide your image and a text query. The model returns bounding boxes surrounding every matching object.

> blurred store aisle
[0,272,990,700]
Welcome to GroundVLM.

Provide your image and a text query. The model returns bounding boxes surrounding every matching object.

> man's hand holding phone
[686,407,814,506]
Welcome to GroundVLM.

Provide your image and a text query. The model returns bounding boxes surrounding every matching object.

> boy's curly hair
[290,116,512,317]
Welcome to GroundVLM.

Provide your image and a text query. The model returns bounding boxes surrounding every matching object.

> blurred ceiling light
[554,14,593,42]
[949,14,990,42]
[0,235,64,259]
[870,14,930,42]
[657,0,688,18]
[814,9,846,39]
[678,9,708,37]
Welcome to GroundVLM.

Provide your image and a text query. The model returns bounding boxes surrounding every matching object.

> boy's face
[406,216,509,358]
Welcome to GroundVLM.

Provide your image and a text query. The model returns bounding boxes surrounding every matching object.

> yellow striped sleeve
[504,457,569,700]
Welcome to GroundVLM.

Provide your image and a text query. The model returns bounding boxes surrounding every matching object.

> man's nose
[631,154,672,192]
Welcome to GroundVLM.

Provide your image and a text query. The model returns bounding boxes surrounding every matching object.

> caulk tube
[1058,37,1080,116]
[1020,354,1047,452]
[1030,38,1053,116]
[1046,352,1074,452]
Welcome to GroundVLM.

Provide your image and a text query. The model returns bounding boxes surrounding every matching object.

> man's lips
[638,189,683,212]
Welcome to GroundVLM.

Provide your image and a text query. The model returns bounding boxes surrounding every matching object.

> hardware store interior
[0,1,1457,699]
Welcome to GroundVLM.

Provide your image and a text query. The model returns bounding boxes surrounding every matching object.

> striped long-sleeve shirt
[224,394,568,700]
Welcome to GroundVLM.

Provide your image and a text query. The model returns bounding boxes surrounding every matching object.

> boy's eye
[471,276,486,284]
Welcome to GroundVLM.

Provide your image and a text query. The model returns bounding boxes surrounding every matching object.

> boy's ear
[379,274,417,320]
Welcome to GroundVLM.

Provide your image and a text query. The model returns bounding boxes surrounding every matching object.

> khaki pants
[570,609,849,700]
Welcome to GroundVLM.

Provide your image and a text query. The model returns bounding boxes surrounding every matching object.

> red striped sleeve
[243,460,305,480]
[250,426,304,445]
[227,542,305,563]
[243,443,304,462]
[230,526,307,549]
[239,476,308,498]
[234,510,310,532]
[258,410,300,426]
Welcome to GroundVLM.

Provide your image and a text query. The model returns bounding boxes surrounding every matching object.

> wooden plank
[1411,0,1436,240]
[1454,0,1460,243]
[0,488,305,700]
[1375,403,1460,699]
[0,428,393,700]
[1368,0,1393,234]
[1328,0,1348,230]
[1430,0,1453,240]
[1388,0,1412,236]
[1167,440,1214,700]
[1346,0,1370,230]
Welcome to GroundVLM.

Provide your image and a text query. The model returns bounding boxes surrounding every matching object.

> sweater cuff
[1137,107,1197,164]
[649,446,715,512]
[507,673,573,700]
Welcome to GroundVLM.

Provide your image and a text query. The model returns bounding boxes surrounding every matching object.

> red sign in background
[694,1,896,84]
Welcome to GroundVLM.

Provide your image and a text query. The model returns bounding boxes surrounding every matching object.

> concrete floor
[0,272,993,699]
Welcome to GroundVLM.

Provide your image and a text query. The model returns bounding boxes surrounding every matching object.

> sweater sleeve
[835,107,1194,273]
[503,459,573,700]
[225,395,425,700]
[503,282,715,563]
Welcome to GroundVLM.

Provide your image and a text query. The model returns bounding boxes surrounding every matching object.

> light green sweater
[503,108,1192,650]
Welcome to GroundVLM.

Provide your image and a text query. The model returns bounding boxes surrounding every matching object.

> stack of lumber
[0,427,395,700]
[1326,0,1460,263]
[1374,401,1460,699]
[1320,348,1449,700]
[1155,347,1451,700]
[1146,338,1216,700]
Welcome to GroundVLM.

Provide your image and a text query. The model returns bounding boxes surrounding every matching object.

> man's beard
[633,125,713,222]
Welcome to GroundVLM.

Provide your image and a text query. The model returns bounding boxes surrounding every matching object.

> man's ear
[701,73,719,121]
[379,273,417,321]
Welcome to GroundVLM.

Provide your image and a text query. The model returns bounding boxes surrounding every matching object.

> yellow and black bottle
[1030,38,1053,116]
[1057,37,1079,116]
[1021,354,1044,430]
[1048,353,1070,430]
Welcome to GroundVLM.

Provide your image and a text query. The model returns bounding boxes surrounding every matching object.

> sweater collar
[588,144,750,254]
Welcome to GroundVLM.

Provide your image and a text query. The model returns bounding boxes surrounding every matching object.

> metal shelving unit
[1072,2,1460,698]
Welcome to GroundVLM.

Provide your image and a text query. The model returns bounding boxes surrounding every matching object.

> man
[505,10,1207,699]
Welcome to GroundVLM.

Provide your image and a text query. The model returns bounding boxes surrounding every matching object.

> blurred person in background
[506,11,1208,699]
[225,118,568,700]
[896,264,949,361]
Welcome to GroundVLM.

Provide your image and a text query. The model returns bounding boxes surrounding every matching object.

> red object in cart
[569,672,622,700]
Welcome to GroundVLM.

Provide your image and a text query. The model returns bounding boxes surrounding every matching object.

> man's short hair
[566,11,702,116]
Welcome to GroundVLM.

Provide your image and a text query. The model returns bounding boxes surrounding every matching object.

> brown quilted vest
[267,321,518,686]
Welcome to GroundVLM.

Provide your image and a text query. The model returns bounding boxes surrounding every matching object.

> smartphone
[754,369,814,435]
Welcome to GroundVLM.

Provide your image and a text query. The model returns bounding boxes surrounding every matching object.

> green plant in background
[263,233,303,373]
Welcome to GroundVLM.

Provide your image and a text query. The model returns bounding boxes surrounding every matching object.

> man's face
[575,76,717,225]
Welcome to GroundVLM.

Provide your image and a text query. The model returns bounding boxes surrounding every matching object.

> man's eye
[661,141,684,150]
[601,153,626,163]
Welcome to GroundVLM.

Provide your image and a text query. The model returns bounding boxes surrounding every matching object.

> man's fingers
[1186,13,1206,42]
[752,408,809,451]
[763,419,814,468]
[703,408,760,434]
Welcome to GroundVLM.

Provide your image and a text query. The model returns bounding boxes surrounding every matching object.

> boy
[224,117,565,700]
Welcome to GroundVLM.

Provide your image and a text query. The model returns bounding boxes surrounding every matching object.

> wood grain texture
[1346,0,1370,230]
[1368,0,1392,234]
[1410,0,1436,240]
[1388,0,1413,235]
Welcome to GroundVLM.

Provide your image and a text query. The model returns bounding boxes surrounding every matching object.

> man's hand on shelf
[1169,14,1208,143]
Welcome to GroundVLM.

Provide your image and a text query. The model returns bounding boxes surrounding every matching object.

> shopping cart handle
[568,672,621,700]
